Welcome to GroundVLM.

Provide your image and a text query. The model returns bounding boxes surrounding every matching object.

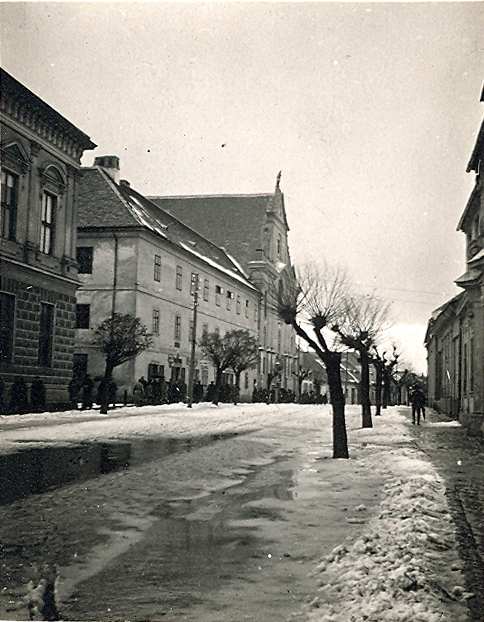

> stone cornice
[1,69,96,161]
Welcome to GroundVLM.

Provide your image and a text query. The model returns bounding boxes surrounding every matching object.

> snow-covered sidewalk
[304,409,471,622]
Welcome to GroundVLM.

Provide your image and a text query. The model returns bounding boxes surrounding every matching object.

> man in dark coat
[30,377,46,412]
[410,386,426,425]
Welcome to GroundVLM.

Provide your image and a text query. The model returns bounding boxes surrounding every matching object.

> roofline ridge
[148,192,275,199]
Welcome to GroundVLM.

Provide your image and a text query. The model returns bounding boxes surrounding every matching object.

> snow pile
[305,471,470,622]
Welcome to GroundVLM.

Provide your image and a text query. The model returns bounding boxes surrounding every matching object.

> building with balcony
[0,69,95,409]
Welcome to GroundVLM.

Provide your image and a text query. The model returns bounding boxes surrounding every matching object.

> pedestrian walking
[30,376,46,412]
[68,377,81,409]
[410,385,426,425]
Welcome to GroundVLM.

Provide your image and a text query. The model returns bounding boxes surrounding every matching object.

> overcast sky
[2,1,483,373]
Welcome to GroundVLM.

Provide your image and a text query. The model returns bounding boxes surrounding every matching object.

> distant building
[75,157,260,400]
[149,174,298,394]
[0,69,95,408]
[426,86,484,434]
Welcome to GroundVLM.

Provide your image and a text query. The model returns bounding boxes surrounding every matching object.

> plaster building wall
[75,161,260,401]
[0,69,95,409]
[149,176,298,395]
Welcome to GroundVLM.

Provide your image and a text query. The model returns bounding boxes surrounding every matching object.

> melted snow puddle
[0,431,241,505]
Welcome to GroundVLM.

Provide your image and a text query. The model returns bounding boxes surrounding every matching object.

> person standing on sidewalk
[410,385,426,425]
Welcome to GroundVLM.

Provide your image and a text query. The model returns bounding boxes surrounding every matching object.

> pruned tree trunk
[359,349,372,428]
[213,367,223,405]
[374,360,383,416]
[323,350,349,459]
[100,359,115,415]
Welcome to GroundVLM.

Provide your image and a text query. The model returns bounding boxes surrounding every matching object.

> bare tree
[372,344,399,416]
[335,295,390,428]
[228,330,259,404]
[274,262,351,459]
[92,313,152,414]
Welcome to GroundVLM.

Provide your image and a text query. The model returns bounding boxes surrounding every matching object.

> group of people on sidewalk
[0,376,46,414]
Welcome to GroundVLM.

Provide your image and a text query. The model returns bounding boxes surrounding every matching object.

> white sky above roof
[1,1,482,373]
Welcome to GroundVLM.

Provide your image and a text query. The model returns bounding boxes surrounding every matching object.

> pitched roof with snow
[148,191,288,270]
[77,168,257,290]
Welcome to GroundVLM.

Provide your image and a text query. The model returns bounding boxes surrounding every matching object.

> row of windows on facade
[434,337,475,400]
[1,169,58,255]
[76,303,246,344]
[77,247,256,317]
[0,292,55,366]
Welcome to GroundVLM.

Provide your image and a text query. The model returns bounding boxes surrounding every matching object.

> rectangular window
[203,279,209,302]
[174,314,181,341]
[40,191,56,255]
[38,302,54,366]
[176,266,183,290]
[236,295,241,314]
[1,169,18,241]
[0,292,15,364]
[214,327,220,337]
[215,285,222,306]
[152,308,160,334]
[154,255,161,282]
[76,247,93,274]
[245,299,249,318]
[202,323,208,337]
[75,304,90,329]
[226,290,233,310]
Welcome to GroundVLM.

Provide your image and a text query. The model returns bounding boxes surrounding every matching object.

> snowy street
[0,403,483,621]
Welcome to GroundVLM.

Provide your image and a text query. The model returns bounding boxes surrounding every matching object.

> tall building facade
[426,87,484,434]
[149,174,298,395]
[0,69,95,408]
[75,157,261,400]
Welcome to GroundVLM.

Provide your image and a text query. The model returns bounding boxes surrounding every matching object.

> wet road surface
[0,418,383,621]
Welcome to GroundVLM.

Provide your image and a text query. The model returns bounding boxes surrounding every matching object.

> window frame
[154,255,162,282]
[38,302,54,367]
[152,308,160,334]
[40,190,57,255]
[176,265,183,291]
[1,169,18,241]
[76,247,94,274]
[75,303,90,329]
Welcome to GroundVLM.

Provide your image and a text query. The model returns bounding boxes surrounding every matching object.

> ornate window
[40,191,56,255]
[1,169,18,241]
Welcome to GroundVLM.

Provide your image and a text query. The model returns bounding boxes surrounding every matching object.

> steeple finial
[276,170,282,190]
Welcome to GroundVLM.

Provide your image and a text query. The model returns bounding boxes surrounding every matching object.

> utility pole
[187,273,199,408]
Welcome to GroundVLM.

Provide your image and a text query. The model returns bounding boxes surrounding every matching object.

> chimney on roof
[94,155,120,184]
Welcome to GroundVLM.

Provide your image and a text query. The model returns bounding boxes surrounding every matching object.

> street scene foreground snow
[0,403,475,621]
